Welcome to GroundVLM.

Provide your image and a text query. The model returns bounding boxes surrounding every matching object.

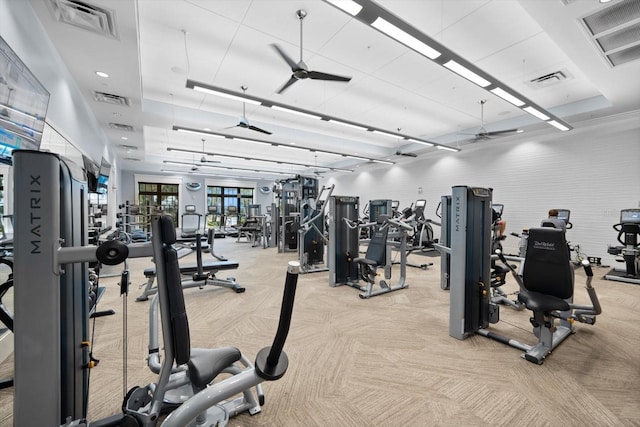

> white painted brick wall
[327,112,640,268]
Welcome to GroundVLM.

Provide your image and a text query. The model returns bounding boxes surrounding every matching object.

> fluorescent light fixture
[174,126,225,137]
[371,159,395,165]
[443,60,491,88]
[232,137,265,145]
[371,129,400,138]
[371,17,441,60]
[325,0,363,15]
[164,160,289,175]
[175,127,209,136]
[437,146,458,152]
[406,138,434,147]
[328,119,369,131]
[547,120,570,131]
[271,105,321,119]
[490,87,525,107]
[346,155,371,161]
[523,106,550,121]
[192,85,261,105]
[276,144,309,151]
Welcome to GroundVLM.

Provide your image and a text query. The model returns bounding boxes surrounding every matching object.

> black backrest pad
[163,245,191,365]
[523,227,573,299]
[365,225,389,265]
[159,215,177,244]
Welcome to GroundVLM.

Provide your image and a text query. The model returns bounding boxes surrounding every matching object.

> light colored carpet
[0,236,638,426]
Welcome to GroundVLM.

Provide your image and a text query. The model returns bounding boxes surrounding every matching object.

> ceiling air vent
[526,69,572,89]
[108,123,134,132]
[124,157,141,162]
[118,144,138,150]
[47,0,118,39]
[93,91,130,106]
[581,0,640,67]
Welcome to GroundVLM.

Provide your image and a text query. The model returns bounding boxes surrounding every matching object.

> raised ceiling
[27,0,640,180]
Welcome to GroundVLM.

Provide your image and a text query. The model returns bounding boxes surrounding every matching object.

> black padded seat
[518,290,570,313]
[188,347,242,389]
[144,260,239,278]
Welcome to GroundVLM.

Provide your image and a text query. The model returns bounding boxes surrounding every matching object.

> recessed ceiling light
[95,71,109,78]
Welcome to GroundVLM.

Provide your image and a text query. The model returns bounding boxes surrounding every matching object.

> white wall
[1,0,119,225]
[326,111,640,266]
[0,0,111,162]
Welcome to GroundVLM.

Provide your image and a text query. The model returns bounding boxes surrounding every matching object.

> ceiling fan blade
[307,70,351,82]
[248,125,272,135]
[485,128,520,136]
[276,77,298,94]
[271,44,298,71]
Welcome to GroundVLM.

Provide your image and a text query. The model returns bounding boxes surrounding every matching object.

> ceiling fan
[271,9,352,94]
[198,139,221,164]
[394,128,418,157]
[463,100,521,142]
[226,86,272,134]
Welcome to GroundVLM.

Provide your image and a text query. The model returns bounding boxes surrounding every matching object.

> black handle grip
[195,233,203,276]
[510,232,520,237]
[581,260,593,277]
[495,249,508,265]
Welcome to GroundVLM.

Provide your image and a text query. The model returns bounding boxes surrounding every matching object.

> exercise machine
[437,185,601,364]
[328,195,360,289]
[605,208,640,285]
[236,204,266,247]
[297,184,334,273]
[125,216,300,426]
[12,150,299,425]
[180,204,202,238]
[136,233,244,301]
[274,175,319,253]
[12,150,153,424]
[328,196,412,298]
[395,199,438,270]
[489,203,524,311]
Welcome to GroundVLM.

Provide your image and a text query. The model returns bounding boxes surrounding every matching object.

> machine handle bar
[267,261,299,366]
[387,218,414,232]
[255,261,300,381]
[581,259,593,277]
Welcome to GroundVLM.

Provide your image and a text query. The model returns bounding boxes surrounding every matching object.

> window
[138,182,179,226]
[207,185,254,227]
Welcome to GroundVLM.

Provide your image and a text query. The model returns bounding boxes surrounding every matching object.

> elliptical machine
[605,209,640,285]
[489,204,524,310]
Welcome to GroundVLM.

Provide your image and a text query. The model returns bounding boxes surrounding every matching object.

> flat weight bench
[137,259,245,301]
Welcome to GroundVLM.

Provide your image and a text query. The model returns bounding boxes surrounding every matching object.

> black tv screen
[82,154,99,192]
[0,36,50,165]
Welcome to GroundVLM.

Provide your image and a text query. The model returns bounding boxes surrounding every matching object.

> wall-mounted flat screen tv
[82,154,99,192]
[0,36,50,165]
[96,157,111,194]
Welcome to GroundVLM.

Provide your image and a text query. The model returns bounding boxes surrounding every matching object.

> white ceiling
[27,0,640,180]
